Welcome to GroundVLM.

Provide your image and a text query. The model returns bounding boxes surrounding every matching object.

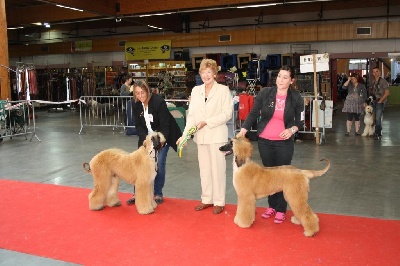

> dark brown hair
[280,65,295,79]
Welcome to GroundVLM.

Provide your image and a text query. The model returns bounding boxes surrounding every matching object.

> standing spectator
[342,73,367,136]
[177,59,233,215]
[126,80,182,205]
[120,74,133,96]
[393,74,400,85]
[370,67,390,140]
[237,65,304,224]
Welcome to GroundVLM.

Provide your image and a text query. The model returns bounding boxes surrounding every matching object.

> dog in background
[83,132,166,214]
[87,99,116,117]
[219,137,330,237]
[365,95,376,106]
[362,105,375,137]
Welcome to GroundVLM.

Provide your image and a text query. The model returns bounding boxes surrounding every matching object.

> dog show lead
[126,80,182,205]
[237,65,304,224]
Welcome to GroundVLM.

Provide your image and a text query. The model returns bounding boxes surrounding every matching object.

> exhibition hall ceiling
[5,0,400,45]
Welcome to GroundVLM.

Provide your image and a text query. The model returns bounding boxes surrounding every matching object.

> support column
[0,0,10,100]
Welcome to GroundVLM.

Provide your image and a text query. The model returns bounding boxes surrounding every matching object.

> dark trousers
[258,138,294,213]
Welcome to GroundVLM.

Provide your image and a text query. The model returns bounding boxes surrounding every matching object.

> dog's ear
[235,156,246,167]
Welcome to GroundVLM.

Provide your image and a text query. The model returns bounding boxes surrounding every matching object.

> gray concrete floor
[1,102,399,265]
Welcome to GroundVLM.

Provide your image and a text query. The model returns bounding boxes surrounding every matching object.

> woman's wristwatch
[290,127,296,134]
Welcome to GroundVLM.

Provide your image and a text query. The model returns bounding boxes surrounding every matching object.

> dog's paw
[291,216,301,225]
[109,201,122,207]
[90,205,105,211]
[234,215,252,228]
[304,230,318,237]
[137,207,155,215]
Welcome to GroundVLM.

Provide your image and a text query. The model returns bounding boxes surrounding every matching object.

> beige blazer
[184,82,233,144]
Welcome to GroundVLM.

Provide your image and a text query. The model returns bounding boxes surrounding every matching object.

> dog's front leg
[135,183,155,215]
[234,194,256,228]
[150,180,157,209]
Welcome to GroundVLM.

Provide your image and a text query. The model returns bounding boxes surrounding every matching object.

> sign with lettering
[71,40,92,52]
[300,53,330,73]
[125,40,171,60]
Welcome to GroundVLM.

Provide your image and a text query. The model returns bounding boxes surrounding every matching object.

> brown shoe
[213,206,224,214]
[195,203,213,211]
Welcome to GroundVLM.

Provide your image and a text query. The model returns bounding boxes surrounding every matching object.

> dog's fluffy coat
[362,105,374,137]
[220,137,330,237]
[83,132,166,214]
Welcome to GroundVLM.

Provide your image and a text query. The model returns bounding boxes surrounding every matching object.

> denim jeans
[154,143,170,197]
[374,102,385,136]
[258,138,294,213]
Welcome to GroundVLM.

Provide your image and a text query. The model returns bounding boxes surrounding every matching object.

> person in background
[237,65,304,224]
[176,59,233,215]
[341,73,367,136]
[126,80,182,205]
[385,72,392,84]
[120,74,133,96]
[370,67,390,140]
[393,73,400,85]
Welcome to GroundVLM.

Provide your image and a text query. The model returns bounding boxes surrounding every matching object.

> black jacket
[132,94,182,151]
[242,87,304,137]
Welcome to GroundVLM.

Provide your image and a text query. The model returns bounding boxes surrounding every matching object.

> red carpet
[0,179,399,265]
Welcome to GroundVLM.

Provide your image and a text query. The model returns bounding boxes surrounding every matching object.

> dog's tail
[83,162,91,173]
[301,159,330,179]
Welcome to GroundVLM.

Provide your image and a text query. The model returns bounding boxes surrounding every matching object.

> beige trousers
[197,143,227,206]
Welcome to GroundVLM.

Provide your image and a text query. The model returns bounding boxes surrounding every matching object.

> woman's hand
[197,121,207,130]
[236,128,248,138]
[279,128,294,140]
[176,137,187,147]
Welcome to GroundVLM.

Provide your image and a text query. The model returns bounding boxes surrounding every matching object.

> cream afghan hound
[219,136,330,237]
[83,132,166,214]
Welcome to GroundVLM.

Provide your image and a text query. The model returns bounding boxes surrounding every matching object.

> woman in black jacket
[238,65,304,224]
[126,80,182,205]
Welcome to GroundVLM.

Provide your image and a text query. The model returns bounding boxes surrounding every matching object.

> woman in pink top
[238,66,304,224]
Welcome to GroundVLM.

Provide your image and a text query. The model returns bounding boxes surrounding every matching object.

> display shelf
[126,60,187,95]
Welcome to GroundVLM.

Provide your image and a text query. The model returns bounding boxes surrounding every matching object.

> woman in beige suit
[177,59,233,214]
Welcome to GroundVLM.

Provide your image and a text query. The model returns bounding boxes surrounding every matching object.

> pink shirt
[259,94,287,140]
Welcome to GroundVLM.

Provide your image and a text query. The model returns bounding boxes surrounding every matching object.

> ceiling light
[43,22,51,28]
[140,12,172,17]
[237,3,278,8]
[56,4,83,12]
[148,25,163,30]
[7,26,24,30]
[32,22,42,26]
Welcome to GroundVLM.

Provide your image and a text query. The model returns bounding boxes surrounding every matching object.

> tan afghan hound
[219,136,330,237]
[83,132,166,214]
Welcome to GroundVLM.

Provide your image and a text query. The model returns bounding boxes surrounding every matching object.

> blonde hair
[199,59,218,75]
[132,80,151,103]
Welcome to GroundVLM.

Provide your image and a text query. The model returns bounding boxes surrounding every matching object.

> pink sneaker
[274,212,286,224]
[261,208,276,219]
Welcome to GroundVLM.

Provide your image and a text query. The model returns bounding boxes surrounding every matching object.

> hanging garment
[239,94,254,120]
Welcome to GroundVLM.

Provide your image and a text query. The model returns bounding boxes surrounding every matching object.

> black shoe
[374,134,382,140]
[355,132,361,136]
[126,195,135,205]
[154,195,164,204]
[345,132,350,136]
